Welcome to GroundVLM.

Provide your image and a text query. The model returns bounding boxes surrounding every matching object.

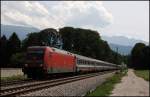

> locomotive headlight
[25,64,28,67]
[40,64,43,67]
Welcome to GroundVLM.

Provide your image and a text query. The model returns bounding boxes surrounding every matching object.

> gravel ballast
[21,72,115,96]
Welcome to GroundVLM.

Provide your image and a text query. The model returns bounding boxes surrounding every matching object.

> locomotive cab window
[26,49,45,64]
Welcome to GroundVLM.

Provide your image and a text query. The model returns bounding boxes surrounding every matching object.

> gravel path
[21,72,115,96]
[111,69,149,96]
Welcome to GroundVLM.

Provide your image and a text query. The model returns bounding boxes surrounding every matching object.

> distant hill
[108,43,132,55]
[1,24,39,40]
[101,36,148,47]
[101,36,148,55]
[102,36,148,55]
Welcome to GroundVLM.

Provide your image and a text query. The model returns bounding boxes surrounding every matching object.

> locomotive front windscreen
[26,49,45,64]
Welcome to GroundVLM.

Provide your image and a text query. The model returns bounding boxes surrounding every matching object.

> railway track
[0,78,33,87]
[0,70,115,96]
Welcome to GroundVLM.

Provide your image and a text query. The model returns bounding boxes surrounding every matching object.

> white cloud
[50,1,113,28]
[1,1,60,29]
[1,1,113,30]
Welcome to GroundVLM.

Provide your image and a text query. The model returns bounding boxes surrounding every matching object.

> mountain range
[1,24,148,55]
[101,36,148,47]
[108,43,132,55]
[101,34,148,55]
[1,24,39,40]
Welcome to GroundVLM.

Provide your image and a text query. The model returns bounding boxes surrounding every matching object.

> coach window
[77,60,79,64]
[93,62,95,65]
[79,60,82,64]
[95,62,97,66]
[95,62,97,65]
[91,61,93,65]
[85,61,87,65]
[79,60,81,64]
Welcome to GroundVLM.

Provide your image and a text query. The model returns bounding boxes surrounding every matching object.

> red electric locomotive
[23,46,76,78]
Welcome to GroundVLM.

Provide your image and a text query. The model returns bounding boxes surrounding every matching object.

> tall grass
[134,70,149,81]
[1,75,27,82]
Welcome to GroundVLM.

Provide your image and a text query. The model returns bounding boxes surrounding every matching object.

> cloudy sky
[1,1,149,42]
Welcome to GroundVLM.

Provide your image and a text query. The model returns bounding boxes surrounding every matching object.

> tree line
[0,26,148,69]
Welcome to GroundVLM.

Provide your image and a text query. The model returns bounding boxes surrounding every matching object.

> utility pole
[116,47,118,54]
[116,46,118,64]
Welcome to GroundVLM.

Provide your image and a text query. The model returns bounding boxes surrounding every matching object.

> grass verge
[1,75,27,82]
[86,69,128,96]
[134,70,149,81]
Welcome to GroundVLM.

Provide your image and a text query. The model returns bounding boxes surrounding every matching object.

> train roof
[28,46,47,49]
[51,47,74,56]
[27,46,74,56]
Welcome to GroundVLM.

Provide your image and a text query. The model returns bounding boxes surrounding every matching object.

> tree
[141,46,150,69]
[7,32,21,53]
[10,53,26,68]
[59,27,75,51]
[130,43,146,69]
[22,28,62,51]
[39,28,62,48]
[0,35,8,67]
[59,27,103,58]
[21,32,40,51]
[7,32,21,66]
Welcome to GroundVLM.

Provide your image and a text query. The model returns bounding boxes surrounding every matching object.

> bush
[10,53,26,68]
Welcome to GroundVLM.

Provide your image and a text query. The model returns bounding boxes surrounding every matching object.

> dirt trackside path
[111,69,149,96]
